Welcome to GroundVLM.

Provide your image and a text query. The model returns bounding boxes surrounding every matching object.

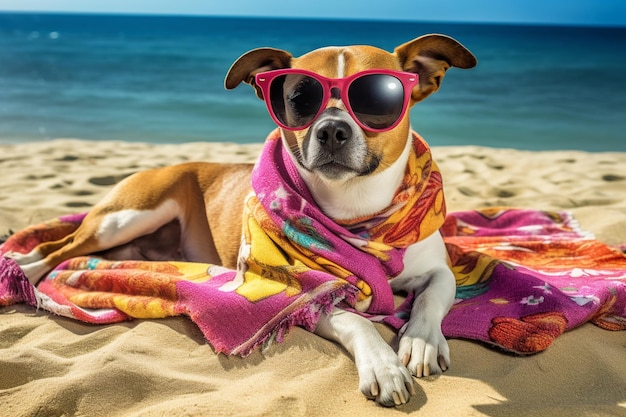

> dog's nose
[315,119,352,150]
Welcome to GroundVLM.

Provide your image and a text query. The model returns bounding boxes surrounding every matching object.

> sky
[0,0,624,27]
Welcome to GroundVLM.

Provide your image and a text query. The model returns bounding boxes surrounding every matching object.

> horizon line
[1,10,625,30]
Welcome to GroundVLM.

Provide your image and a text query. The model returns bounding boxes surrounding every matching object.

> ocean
[0,13,625,151]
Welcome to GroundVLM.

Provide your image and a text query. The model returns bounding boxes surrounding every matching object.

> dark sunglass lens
[348,74,405,129]
[269,74,323,128]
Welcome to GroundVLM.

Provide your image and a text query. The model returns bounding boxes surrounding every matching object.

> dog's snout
[315,119,352,150]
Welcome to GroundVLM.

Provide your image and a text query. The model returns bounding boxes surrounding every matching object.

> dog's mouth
[313,159,357,179]
[309,153,380,180]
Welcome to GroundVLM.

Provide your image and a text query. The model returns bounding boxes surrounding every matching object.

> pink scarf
[231,129,446,314]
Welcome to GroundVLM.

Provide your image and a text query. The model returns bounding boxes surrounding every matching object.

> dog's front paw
[398,325,450,378]
[356,346,415,407]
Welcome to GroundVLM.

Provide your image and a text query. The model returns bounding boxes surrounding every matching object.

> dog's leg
[7,232,82,285]
[391,232,456,377]
[11,199,184,285]
[315,307,415,407]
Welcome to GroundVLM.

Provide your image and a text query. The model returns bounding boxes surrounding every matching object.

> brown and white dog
[10,34,476,406]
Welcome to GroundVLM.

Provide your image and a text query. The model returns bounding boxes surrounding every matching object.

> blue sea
[0,13,625,151]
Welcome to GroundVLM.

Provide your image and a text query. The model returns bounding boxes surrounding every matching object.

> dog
[10,34,476,406]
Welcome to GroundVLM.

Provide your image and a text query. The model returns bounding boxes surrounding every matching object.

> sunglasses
[255,69,418,132]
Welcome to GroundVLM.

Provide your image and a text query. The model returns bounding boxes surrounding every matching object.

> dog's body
[10,35,476,406]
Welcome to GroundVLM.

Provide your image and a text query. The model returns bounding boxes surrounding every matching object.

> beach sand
[1,139,625,416]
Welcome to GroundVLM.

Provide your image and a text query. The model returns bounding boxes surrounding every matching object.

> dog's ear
[395,34,477,103]
[224,48,292,99]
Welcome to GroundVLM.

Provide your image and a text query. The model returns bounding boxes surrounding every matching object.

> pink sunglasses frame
[255,68,419,132]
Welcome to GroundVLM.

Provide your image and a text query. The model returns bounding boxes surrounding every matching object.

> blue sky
[0,0,624,27]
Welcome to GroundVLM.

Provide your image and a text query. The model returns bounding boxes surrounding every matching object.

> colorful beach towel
[1,135,625,356]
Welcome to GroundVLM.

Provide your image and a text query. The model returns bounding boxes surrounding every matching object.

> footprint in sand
[65,201,93,208]
[88,173,134,186]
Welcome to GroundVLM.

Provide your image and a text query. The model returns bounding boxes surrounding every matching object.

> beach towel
[1,133,625,356]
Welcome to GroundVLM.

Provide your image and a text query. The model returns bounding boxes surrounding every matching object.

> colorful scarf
[229,129,445,314]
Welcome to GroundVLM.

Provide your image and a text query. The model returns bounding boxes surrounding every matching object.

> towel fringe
[0,257,37,307]
[562,211,595,239]
[232,284,358,357]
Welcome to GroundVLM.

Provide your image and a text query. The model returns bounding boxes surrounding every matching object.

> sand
[1,139,625,416]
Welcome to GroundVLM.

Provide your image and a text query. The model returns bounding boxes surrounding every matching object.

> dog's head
[225,35,476,184]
